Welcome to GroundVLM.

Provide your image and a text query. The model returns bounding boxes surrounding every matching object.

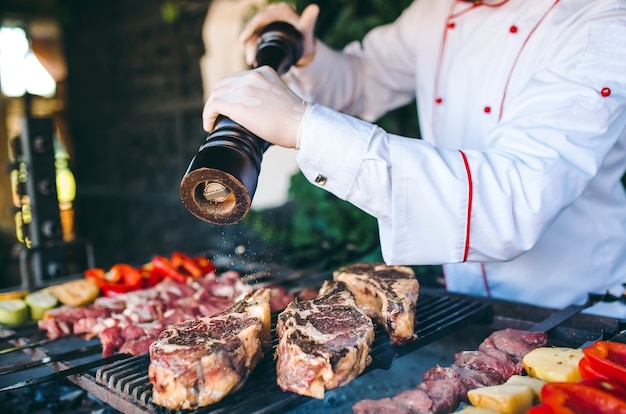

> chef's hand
[202,66,308,149]
[239,3,319,68]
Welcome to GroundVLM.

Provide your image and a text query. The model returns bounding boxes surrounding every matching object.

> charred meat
[148,288,271,410]
[275,280,375,399]
[333,262,419,346]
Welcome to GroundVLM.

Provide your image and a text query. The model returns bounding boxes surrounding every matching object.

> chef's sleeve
[296,18,626,266]
[284,1,420,122]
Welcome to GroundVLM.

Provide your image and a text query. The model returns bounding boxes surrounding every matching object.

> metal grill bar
[1,288,619,414]
[0,343,102,375]
[0,321,39,339]
[92,292,493,414]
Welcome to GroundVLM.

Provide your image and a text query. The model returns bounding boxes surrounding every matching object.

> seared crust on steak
[275,281,375,399]
[333,262,419,346]
[148,288,271,410]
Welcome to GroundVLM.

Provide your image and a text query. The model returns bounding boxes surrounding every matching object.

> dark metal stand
[16,116,93,289]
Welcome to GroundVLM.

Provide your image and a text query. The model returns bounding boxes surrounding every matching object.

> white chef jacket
[285,0,626,317]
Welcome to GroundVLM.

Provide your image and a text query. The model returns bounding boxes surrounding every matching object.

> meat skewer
[352,328,548,413]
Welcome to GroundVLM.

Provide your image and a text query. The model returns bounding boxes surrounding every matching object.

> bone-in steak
[333,262,419,346]
[275,280,375,399]
[148,288,271,410]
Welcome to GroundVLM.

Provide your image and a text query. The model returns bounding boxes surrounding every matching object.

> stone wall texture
[64,0,252,266]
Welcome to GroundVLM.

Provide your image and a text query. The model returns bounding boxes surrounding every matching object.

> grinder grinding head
[180,167,251,225]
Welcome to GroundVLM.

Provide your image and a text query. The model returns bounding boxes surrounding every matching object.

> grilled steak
[275,280,375,399]
[333,262,419,346]
[148,288,271,410]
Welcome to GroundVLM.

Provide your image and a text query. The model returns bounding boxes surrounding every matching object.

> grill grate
[94,292,493,413]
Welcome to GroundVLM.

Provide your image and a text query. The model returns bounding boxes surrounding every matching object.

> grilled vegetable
[523,347,584,383]
[0,298,29,325]
[0,290,28,301]
[539,380,626,414]
[467,383,534,414]
[25,291,58,320]
[85,264,142,297]
[581,341,626,387]
[150,252,211,283]
[456,406,500,413]
[526,403,556,414]
[48,278,100,306]
[151,255,187,283]
[579,352,612,381]
[505,375,546,402]
[579,377,626,400]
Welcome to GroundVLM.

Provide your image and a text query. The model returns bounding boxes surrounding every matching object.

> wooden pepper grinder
[180,21,304,224]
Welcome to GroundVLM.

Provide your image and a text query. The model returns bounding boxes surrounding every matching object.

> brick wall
[64,0,255,267]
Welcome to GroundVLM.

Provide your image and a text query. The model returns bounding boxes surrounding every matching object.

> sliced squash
[25,291,59,320]
[0,298,29,325]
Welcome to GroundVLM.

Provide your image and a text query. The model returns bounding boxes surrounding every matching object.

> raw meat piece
[38,271,253,357]
[352,397,413,414]
[453,350,518,382]
[352,328,547,413]
[481,328,548,365]
[423,364,500,392]
[393,388,433,413]
[416,379,464,413]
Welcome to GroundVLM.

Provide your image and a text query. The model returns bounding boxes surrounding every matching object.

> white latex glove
[202,66,308,149]
[239,3,320,68]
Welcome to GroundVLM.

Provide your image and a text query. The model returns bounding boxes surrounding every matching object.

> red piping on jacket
[434,0,560,124]
[498,0,561,120]
[481,262,491,297]
[459,150,473,262]
[433,0,511,135]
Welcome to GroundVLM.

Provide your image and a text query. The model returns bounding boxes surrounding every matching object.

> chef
[202,1,626,317]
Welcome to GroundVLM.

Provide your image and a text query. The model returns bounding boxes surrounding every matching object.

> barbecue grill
[0,253,622,414]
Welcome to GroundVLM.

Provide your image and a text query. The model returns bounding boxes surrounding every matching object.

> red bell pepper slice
[151,255,188,283]
[527,403,557,414]
[580,355,612,382]
[541,381,626,414]
[84,252,212,296]
[579,377,626,401]
[110,264,142,286]
[84,268,108,290]
[103,264,142,296]
[171,251,203,278]
[139,263,162,288]
[583,341,626,386]
[85,264,143,297]
[194,255,216,275]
